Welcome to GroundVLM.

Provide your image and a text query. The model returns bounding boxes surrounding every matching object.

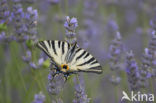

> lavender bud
[32,92,45,103]
[29,62,37,69]
[38,58,44,66]
[64,16,78,45]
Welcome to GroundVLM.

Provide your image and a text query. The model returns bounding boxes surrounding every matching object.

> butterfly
[36,40,102,79]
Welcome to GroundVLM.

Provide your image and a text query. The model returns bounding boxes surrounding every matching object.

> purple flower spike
[73,76,90,103]
[64,16,78,45]
[125,51,140,91]
[0,0,10,24]
[64,16,78,32]
[109,31,124,71]
[47,65,65,95]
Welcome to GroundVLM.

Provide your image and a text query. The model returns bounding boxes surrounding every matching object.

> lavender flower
[0,32,6,42]
[73,76,90,103]
[0,32,16,43]
[109,32,124,71]
[32,92,45,103]
[109,32,124,85]
[0,0,10,24]
[52,98,63,103]
[139,48,152,88]
[64,16,78,45]
[22,50,46,69]
[125,51,140,91]
[148,30,156,72]
[47,66,65,95]
[11,2,25,36]
[105,17,119,36]
[25,6,38,37]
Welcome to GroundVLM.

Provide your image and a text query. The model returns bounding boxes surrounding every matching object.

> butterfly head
[61,64,70,73]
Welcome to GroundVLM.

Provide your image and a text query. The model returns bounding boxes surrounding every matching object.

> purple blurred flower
[73,76,90,103]
[0,32,6,41]
[109,32,124,71]
[0,0,10,24]
[108,32,124,85]
[109,75,121,85]
[22,50,32,62]
[0,32,16,43]
[11,2,25,36]
[38,58,44,66]
[83,0,97,17]
[47,0,60,5]
[52,98,63,103]
[147,30,156,76]
[106,17,119,36]
[32,92,45,103]
[125,51,140,91]
[25,6,38,36]
[139,48,152,88]
[47,65,65,95]
[29,62,37,69]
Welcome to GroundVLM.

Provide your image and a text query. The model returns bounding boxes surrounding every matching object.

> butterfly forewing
[36,40,70,65]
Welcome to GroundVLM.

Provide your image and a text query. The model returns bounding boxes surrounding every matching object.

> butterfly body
[36,40,102,78]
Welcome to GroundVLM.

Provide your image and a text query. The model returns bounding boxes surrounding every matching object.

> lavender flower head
[73,76,90,103]
[32,92,45,103]
[64,16,78,32]
[64,16,78,45]
[125,51,140,91]
[147,30,156,76]
[11,2,25,36]
[25,6,38,36]
[0,0,10,24]
[108,32,124,85]
[139,48,152,88]
[47,65,65,95]
[109,31,123,71]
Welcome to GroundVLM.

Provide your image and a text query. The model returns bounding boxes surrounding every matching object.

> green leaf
[42,59,50,68]
[26,39,34,48]
[0,23,7,31]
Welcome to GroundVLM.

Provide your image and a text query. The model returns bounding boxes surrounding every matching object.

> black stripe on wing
[78,66,102,74]
[62,42,65,54]
[58,41,61,48]
[78,57,95,66]
[52,41,57,55]
[76,51,86,61]
[36,41,52,59]
[84,52,90,59]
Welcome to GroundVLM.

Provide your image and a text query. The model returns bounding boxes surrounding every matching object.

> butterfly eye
[61,64,69,70]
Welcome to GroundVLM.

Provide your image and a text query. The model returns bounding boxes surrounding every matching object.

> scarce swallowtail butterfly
[36,40,102,78]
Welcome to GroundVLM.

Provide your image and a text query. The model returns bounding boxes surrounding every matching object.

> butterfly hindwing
[69,47,102,74]
[36,40,70,65]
